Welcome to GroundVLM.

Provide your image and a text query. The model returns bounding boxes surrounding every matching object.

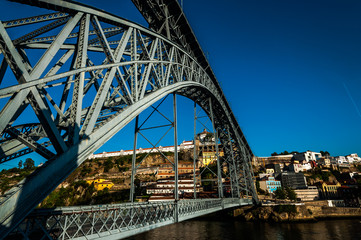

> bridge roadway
[7,198,252,240]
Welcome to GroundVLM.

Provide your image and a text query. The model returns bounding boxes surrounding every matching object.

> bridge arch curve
[0,0,257,235]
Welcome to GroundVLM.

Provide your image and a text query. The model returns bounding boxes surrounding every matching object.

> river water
[126,217,361,240]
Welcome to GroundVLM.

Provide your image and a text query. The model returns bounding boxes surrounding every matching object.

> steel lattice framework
[0,0,258,238]
[8,198,252,239]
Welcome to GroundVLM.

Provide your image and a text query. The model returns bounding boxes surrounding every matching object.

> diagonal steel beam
[29,12,83,80]
[68,14,90,145]
[3,12,69,28]
[5,127,55,160]
[13,16,71,45]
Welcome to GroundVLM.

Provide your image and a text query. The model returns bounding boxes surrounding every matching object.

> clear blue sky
[1,0,361,169]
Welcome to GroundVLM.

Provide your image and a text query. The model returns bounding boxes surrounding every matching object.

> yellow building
[202,151,224,166]
[86,179,114,191]
[321,181,341,199]
[322,182,341,192]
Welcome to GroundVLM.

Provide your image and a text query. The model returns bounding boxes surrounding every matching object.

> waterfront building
[337,186,361,207]
[259,176,281,194]
[280,172,307,189]
[319,181,341,199]
[294,186,319,201]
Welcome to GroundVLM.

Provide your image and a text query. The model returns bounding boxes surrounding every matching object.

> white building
[88,140,194,159]
[147,179,201,202]
[289,162,312,173]
[336,156,348,164]
[346,153,361,163]
[294,186,319,201]
[294,151,322,163]
[302,162,312,171]
[334,154,361,165]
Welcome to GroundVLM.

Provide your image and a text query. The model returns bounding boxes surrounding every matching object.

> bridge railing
[6,198,251,239]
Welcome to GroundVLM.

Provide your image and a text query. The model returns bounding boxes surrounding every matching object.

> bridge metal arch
[0,0,258,236]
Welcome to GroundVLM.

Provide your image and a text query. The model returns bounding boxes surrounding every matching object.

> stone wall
[234,203,361,222]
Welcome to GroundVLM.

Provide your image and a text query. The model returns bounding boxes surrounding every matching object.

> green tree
[274,187,286,199]
[18,160,23,169]
[320,151,330,157]
[286,187,297,201]
[24,158,35,169]
[103,158,114,172]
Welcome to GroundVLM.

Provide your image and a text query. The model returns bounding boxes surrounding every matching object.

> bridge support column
[209,97,223,198]
[193,101,197,199]
[227,127,240,198]
[130,116,139,203]
[173,93,179,222]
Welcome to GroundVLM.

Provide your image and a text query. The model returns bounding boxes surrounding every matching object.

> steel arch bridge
[0,0,258,238]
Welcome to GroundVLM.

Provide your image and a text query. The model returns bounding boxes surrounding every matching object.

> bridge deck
[8,198,252,240]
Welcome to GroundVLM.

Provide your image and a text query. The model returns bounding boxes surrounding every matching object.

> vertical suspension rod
[130,116,139,203]
[243,156,248,198]
[193,101,197,199]
[227,127,240,198]
[173,93,179,222]
[209,97,223,198]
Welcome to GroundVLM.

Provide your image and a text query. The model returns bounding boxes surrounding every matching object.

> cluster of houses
[85,129,224,201]
[256,151,361,206]
[87,131,361,206]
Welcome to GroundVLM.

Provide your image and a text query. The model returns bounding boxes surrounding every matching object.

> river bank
[232,201,361,222]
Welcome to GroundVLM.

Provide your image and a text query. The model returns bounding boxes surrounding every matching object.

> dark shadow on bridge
[0,126,83,239]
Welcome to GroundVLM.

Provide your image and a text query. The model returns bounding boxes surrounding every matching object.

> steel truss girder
[0,0,258,237]
[8,198,252,240]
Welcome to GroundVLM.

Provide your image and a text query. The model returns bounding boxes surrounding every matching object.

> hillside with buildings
[255,151,361,207]
[2,129,361,211]
[36,129,226,207]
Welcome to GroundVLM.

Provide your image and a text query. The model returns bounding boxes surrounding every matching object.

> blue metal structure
[0,0,258,238]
